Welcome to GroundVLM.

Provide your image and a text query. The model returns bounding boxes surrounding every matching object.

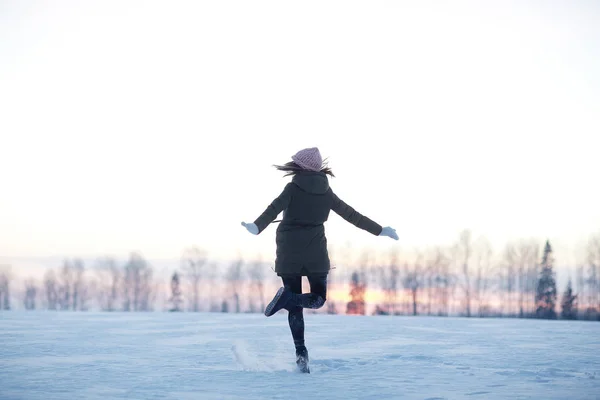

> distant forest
[1,230,599,322]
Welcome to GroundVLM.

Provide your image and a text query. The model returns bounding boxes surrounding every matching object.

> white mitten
[379,226,398,240]
[241,222,259,235]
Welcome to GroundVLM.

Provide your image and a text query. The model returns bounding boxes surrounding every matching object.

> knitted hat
[291,147,323,172]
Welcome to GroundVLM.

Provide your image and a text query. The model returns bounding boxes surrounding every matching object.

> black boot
[264,286,291,317]
[295,345,310,373]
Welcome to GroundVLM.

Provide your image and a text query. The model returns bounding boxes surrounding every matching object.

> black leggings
[282,275,327,348]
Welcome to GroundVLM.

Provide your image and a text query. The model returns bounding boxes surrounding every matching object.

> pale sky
[1,0,599,274]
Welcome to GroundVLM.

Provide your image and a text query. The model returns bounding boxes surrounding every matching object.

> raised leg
[286,274,327,309]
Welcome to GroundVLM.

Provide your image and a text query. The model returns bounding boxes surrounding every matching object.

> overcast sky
[1,0,599,274]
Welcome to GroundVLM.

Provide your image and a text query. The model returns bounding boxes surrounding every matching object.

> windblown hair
[273,159,335,177]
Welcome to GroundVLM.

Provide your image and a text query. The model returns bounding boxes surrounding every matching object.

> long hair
[273,159,335,177]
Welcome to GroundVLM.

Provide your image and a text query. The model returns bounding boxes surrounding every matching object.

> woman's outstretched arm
[246,183,293,234]
[330,191,383,235]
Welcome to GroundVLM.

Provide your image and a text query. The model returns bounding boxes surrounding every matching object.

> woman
[241,147,398,373]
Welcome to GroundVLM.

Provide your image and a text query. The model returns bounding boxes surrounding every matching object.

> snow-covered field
[1,312,599,400]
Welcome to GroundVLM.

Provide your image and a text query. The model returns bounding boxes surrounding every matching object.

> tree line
[0,247,270,314]
[1,230,599,321]
[343,230,599,321]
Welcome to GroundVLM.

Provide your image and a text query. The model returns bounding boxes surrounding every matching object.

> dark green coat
[253,170,382,277]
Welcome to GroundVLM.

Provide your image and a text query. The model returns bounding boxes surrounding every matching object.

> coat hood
[291,171,330,194]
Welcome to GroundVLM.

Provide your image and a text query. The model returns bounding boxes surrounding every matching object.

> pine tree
[561,279,578,320]
[535,240,557,319]
[346,271,366,315]
[169,272,184,312]
[24,279,37,310]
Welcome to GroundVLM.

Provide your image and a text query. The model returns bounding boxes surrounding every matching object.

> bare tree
[473,237,493,317]
[23,278,38,310]
[379,250,400,315]
[205,262,220,312]
[576,263,587,313]
[95,257,121,311]
[424,251,436,316]
[0,265,11,310]
[44,269,59,310]
[169,271,184,312]
[455,230,473,317]
[403,252,424,316]
[586,233,600,314]
[181,247,207,312]
[55,259,87,311]
[358,250,371,293]
[122,252,154,312]
[72,259,88,311]
[226,257,243,313]
[527,243,540,317]
[515,240,537,317]
[501,243,517,316]
[437,247,454,316]
[327,242,351,315]
[423,247,450,316]
[57,260,74,310]
[248,259,266,313]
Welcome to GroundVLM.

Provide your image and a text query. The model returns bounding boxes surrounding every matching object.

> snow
[1,312,599,399]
